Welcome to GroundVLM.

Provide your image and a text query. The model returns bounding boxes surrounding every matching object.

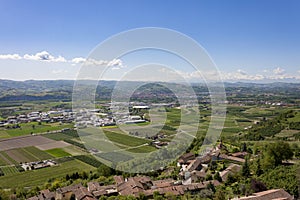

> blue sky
[0,0,300,81]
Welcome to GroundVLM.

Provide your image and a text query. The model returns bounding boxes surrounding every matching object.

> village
[27,142,295,200]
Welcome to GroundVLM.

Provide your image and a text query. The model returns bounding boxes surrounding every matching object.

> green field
[0,159,95,188]
[96,152,134,163]
[0,156,8,166]
[0,151,18,165]
[0,166,19,175]
[45,148,71,157]
[4,147,53,163]
[104,131,150,147]
[23,146,54,160]
[0,122,73,138]
[43,132,74,141]
[127,145,157,153]
[62,145,88,156]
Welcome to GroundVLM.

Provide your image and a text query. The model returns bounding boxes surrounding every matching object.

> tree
[254,158,263,176]
[262,141,293,170]
[153,191,164,200]
[241,142,247,152]
[214,189,226,200]
[97,165,112,177]
[242,157,250,178]
[213,172,222,182]
[0,189,9,200]
[197,189,214,199]
[137,193,146,200]
[250,179,267,193]
[206,181,216,193]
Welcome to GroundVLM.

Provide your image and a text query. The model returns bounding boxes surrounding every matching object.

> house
[231,152,248,158]
[213,153,245,163]
[178,152,195,164]
[27,189,55,200]
[113,175,125,185]
[190,170,206,182]
[117,176,153,196]
[199,154,212,164]
[87,182,117,198]
[152,179,174,188]
[233,189,294,200]
[56,183,84,200]
[73,187,96,200]
[187,158,203,172]
[219,164,242,182]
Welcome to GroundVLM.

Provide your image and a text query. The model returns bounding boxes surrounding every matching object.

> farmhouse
[21,160,57,171]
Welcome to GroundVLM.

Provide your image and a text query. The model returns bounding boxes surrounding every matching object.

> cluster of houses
[0,110,75,127]
[0,103,175,130]
[27,142,295,200]
[177,142,246,186]
[27,176,221,200]
[27,176,294,200]
[21,160,57,171]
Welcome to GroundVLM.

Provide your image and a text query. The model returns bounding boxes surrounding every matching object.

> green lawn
[0,159,95,188]
[45,148,71,157]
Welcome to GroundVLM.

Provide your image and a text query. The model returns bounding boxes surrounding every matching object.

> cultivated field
[45,148,71,157]
[0,122,73,138]
[36,141,70,150]
[4,146,53,163]
[0,135,54,151]
[0,159,95,188]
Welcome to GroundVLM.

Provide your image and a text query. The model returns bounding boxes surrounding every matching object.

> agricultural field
[104,131,150,147]
[0,159,95,188]
[0,166,19,175]
[0,135,56,151]
[96,152,134,163]
[4,146,53,163]
[43,132,74,141]
[127,145,157,153]
[0,151,17,165]
[45,148,71,157]
[0,156,7,166]
[0,122,74,138]
[62,145,88,156]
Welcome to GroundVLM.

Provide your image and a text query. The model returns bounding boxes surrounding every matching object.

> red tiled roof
[237,189,294,200]
[113,175,125,185]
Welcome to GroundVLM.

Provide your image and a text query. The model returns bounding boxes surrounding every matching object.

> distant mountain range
[0,79,299,102]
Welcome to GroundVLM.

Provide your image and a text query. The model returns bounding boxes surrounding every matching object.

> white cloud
[221,70,265,81]
[83,58,123,67]
[24,51,66,62]
[52,69,68,74]
[71,57,86,64]
[0,54,22,60]
[237,69,247,75]
[273,67,285,75]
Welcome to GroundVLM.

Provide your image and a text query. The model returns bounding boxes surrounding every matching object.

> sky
[0,0,300,82]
